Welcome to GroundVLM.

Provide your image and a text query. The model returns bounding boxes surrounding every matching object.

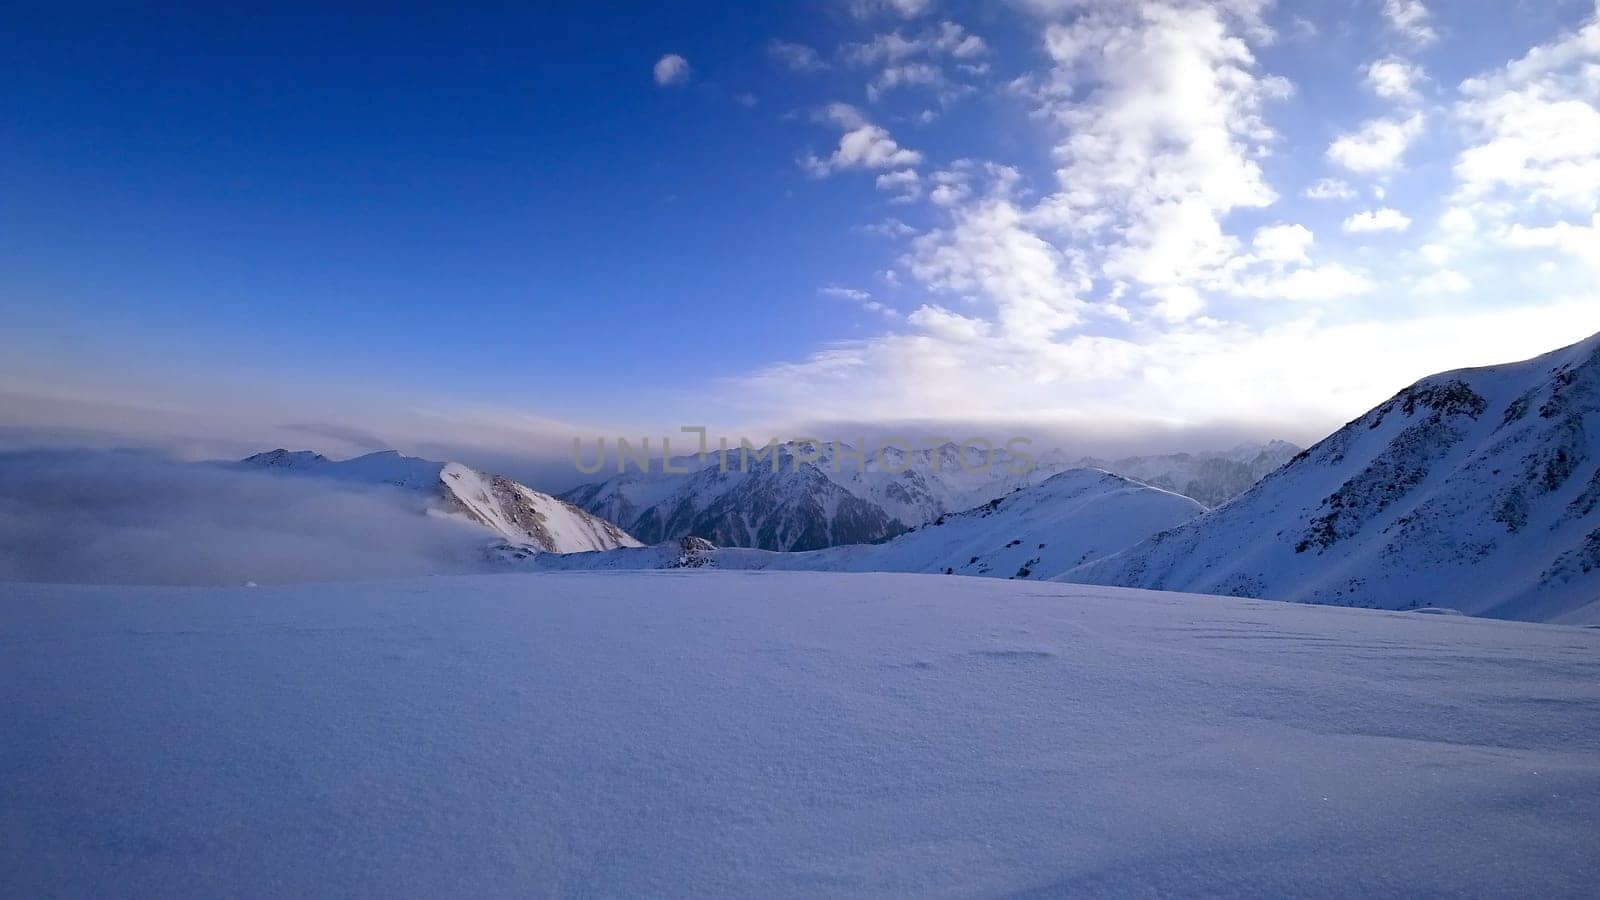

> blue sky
[4,1,1600,479]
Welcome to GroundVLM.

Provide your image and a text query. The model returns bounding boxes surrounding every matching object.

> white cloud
[846,21,987,64]
[735,299,1600,441]
[867,62,946,101]
[1343,207,1413,233]
[906,305,991,341]
[820,285,873,301]
[822,285,899,319]
[1304,178,1356,201]
[1219,225,1375,302]
[1455,17,1600,211]
[1503,215,1600,269]
[1416,269,1472,294]
[1382,0,1437,46]
[908,178,1093,339]
[1327,114,1424,173]
[1251,224,1314,264]
[769,41,826,73]
[1419,242,1453,266]
[852,0,934,19]
[1229,263,1376,302]
[802,104,923,176]
[1450,14,1600,272]
[856,217,919,239]
[945,25,988,59]
[721,1,1600,443]
[927,163,975,207]
[652,54,691,87]
[1365,57,1424,104]
[875,168,923,202]
[1439,206,1478,235]
[1027,1,1289,319]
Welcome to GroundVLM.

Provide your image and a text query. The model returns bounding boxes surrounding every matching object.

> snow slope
[3,572,1596,896]
[241,449,639,554]
[535,468,1204,581]
[1070,331,1600,624]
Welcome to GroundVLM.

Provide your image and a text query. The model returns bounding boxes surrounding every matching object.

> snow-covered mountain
[562,437,1296,553]
[536,468,1203,579]
[1069,331,1600,624]
[563,441,1093,551]
[565,448,905,551]
[241,449,640,554]
[1068,440,1301,508]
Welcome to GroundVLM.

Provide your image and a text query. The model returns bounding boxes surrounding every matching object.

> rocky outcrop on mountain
[1068,331,1600,624]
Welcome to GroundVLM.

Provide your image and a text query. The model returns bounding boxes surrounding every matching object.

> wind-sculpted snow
[533,468,1203,579]
[241,449,639,554]
[3,572,1596,895]
[1070,331,1600,624]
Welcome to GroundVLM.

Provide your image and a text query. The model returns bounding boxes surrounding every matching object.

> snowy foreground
[3,573,1598,897]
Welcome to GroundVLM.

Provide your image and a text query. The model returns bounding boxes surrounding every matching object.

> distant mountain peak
[241,448,330,468]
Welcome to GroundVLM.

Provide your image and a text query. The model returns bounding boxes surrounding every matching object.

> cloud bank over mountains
[0,450,493,585]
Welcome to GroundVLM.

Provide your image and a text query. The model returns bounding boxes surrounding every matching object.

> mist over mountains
[0,450,493,585]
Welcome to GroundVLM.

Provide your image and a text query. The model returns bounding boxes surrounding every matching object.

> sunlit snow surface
[3,572,1598,896]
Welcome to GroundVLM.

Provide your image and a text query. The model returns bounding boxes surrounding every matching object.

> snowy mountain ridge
[240,449,640,554]
[1066,440,1302,508]
[561,439,1288,551]
[1068,330,1600,624]
[532,467,1204,580]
